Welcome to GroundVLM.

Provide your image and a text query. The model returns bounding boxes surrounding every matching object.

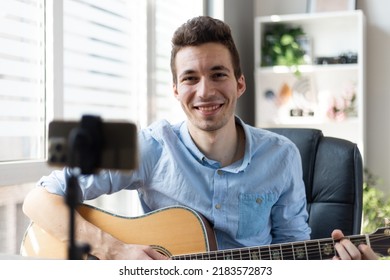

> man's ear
[173,83,180,100]
[237,75,246,98]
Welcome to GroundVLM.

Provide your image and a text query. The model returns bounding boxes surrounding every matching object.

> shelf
[254,11,365,156]
[256,64,359,74]
[261,117,359,126]
[257,10,363,25]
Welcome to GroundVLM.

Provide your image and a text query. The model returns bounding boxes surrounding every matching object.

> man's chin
[190,119,225,132]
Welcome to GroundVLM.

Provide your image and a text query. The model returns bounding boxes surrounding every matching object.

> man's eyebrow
[177,69,196,81]
[178,65,231,78]
[179,69,196,77]
[210,65,231,72]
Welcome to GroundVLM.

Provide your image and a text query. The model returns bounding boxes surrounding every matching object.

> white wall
[253,0,390,196]
[255,0,307,15]
[222,0,255,124]
[357,0,390,196]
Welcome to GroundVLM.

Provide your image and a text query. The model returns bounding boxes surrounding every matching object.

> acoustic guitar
[20,204,390,260]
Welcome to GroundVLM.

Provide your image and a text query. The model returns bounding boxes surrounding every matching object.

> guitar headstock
[369,226,390,257]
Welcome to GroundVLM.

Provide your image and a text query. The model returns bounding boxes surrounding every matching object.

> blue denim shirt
[39,117,311,250]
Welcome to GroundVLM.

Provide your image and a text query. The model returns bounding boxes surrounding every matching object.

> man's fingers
[331,229,344,240]
[359,244,379,260]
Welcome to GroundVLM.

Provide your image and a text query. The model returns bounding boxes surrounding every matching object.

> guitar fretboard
[172,235,368,260]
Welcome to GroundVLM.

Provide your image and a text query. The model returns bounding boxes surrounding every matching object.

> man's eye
[213,72,227,79]
[182,76,197,82]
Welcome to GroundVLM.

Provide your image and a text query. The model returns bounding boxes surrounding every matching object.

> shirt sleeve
[36,124,164,201]
[37,167,134,201]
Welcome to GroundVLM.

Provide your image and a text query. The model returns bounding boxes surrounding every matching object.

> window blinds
[0,0,45,162]
[63,0,146,122]
[152,0,204,124]
[63,0,203,126]
[0,0,204,162]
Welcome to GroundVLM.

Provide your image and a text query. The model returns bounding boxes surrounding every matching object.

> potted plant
[362,168,390,234]
[261,24,309,76]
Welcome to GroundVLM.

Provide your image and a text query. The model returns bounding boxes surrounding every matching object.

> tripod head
[48,115,138,174]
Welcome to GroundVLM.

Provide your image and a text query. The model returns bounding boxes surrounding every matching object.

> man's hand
[83,228,171,260]
[104,243,170,260]
[331,229,378,260]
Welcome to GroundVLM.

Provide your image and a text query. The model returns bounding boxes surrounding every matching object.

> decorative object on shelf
[296,35,312,65]
[290,76,316,117]
[263,83,293,108]
[264,89,276,100]
[261,24,310,76]
[264,76,317,122]
[327,81,357,121]
[307,0,356,13]
[315,51,358,65]
[278,83,293,106]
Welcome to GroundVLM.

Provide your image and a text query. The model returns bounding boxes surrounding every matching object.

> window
[63,0,146,122]
[0,0,45,162]
[0,0,205,255]
[0,0,46,256]
[151,0,204,123]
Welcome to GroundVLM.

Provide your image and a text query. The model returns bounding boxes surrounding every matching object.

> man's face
[173,43,246,132]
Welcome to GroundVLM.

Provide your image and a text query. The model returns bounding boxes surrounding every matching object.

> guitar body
[20,204,217,259]
[21,203,390,260]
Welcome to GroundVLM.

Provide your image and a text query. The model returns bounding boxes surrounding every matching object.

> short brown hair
[170,16,242,84]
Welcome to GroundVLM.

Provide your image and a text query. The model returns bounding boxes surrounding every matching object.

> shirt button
[215,204,221,209]
[256,198,262,204]
[217,170,223,175]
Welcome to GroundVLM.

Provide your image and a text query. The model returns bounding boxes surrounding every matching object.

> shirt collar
[179,116,251,173]
[179,121,206,164]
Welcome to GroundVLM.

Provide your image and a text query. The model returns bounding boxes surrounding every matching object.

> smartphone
[47,119,138,172]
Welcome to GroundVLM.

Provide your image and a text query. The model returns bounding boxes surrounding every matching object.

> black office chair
[266,128,363,239]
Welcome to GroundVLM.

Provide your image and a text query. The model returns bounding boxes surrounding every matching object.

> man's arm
[22,187,168,260]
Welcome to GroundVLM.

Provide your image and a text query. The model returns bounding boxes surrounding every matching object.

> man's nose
[197,78,215,98]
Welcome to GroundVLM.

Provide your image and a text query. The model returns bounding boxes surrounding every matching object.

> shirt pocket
[236,192,277,239]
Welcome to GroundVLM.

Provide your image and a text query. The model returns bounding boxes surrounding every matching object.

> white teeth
[198,105,220,111]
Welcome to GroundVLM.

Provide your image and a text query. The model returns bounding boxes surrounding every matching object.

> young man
[23,16,377,260]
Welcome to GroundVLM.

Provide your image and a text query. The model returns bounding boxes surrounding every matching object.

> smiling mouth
[196,104,222,112]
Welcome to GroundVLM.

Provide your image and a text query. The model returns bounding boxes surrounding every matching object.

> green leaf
[280,34,294,46]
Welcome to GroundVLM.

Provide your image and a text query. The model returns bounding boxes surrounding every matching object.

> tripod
[65,115,103,260]
[48,114,137,259]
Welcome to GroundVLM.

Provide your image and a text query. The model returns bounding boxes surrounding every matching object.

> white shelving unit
[254,10,366,156]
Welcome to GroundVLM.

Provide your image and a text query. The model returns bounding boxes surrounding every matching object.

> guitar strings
[175,240,338,260]
[173,233,389,260]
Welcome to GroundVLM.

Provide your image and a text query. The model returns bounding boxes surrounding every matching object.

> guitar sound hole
[151,245,172,258]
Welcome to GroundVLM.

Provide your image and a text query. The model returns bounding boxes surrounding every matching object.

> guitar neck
[173,234,369,260]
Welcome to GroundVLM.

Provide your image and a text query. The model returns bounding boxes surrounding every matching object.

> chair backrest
[266,128,363,239]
